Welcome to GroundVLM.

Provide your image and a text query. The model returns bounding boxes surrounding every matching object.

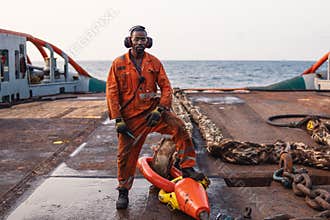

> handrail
[0,28,91,78]
[327,54,330,80]
[302,51,330,75]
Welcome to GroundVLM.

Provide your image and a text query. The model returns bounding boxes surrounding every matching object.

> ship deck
[1,91,329,219]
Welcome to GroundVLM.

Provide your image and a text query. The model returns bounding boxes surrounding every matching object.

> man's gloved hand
[115,118,129,134]
[146,106,165,127]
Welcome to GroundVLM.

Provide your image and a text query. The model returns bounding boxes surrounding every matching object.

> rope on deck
[173,89,330,170]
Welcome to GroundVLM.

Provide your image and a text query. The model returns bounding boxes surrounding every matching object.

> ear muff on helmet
[124,25,153,48]
[124,37,131,48]
[124,36,153,49]
[146,37,152,48]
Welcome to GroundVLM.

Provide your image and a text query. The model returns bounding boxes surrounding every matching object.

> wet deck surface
[0,94,108,216]
[1,91,330,219]
[188,91,330,145]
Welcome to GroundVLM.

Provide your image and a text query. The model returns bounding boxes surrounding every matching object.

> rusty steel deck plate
[1,92,330,219]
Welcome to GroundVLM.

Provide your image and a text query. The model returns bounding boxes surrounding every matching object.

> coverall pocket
[119,72,132,93]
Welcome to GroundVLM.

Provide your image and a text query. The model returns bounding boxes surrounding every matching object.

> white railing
[328,53,330,80]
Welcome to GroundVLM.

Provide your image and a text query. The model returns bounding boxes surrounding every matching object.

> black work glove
[146,106,165,127]
[115,118,136,139]
[115,118,129,134]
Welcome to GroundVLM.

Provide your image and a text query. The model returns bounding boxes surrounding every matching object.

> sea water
[79,60,320,88]
[38,60,324,89]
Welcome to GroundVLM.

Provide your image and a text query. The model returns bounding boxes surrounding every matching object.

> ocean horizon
[33,60,322,89]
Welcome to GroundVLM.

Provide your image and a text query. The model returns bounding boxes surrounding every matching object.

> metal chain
[173,89,330,170]
[172,89,330,214]
[264,210,330,220]
[301,117,330,147]
[272,152,330,211]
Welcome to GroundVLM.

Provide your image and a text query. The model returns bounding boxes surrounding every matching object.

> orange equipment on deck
[175,178,210,219]
[137,156,210,220]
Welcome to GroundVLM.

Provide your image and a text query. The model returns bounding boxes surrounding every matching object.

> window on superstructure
[15,50,19,79]
[19,44,26,78]
[0,50,9,82]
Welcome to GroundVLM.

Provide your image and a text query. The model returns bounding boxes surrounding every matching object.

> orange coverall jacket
[106,51,172,120]
[106,51,196,190]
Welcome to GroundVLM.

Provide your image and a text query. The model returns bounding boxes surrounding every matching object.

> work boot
[116,187,129,209]
[182,167,205,181]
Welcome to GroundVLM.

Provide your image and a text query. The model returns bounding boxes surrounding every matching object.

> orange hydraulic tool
[137,156,210,220]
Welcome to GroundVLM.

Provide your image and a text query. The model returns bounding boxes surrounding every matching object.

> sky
[1,0,330,61]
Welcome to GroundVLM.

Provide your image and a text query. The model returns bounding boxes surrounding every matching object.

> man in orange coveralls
[106,25,205,209]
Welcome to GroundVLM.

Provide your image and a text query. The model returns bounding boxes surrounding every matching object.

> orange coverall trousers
[117,109,196,190]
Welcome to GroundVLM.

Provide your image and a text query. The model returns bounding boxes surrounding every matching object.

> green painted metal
[249,76,306,91]
[88,77,106,93]
[88,75,308,93]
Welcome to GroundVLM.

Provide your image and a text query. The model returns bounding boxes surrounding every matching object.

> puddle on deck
[191,96,245,105]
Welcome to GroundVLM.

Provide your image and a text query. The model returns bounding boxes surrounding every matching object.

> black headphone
[124,25,153,48]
